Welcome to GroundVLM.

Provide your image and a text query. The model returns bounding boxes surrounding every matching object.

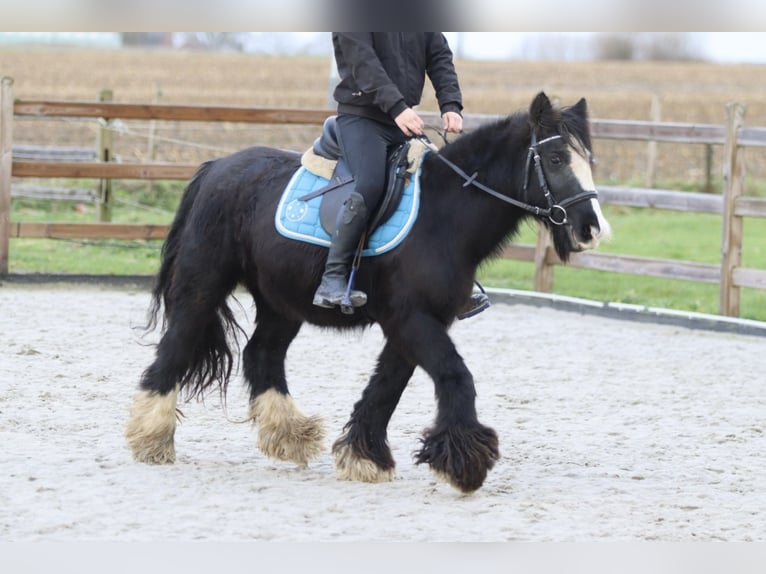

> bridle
[417,132,599,226]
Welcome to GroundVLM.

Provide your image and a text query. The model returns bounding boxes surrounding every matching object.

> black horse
[126,92,611,493]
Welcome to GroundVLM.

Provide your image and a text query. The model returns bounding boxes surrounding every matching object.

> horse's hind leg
[125,380,179,464]
[126,310,196,464]
[244,304,325,467]
[333,341,415,482]
[126,276,237,464]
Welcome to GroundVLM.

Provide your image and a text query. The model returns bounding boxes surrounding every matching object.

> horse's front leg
[333,341,415,482]
[391,312,500,493]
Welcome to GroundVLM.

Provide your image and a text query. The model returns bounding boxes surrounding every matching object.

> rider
[312,33,490,319]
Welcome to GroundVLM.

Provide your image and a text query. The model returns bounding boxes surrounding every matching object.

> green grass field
[8,185,766,322]
[477,205,766,321]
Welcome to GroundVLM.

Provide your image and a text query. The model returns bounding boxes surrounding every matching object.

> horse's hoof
[333,442,395,483]
[251,389,326,467]
[125,389,178,464]
[128,436,176,464]
[257,414,325,467]
[415,422,499,493]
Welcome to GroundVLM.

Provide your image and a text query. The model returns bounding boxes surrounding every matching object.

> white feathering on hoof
[125,388,179,464]
[251,389,325,467]
[429,468,468,493]
[333,442,396,483]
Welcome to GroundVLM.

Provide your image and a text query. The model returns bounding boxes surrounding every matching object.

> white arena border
[1,273,764,338]
[486,287,766,338]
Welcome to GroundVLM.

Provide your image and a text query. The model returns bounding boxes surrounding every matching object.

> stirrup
[457,282,491,320]
[339,264,366,314]
[313,286,367,310]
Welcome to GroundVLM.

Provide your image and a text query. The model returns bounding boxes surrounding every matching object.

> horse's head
[525,92,612,261]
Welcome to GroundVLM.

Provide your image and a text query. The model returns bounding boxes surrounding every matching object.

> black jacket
[332,32,463,125]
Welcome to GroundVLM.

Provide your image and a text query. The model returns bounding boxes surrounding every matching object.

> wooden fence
[2,76,766,317]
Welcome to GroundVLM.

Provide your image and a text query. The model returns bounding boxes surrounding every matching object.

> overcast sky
[281,32,766,63]
[2,32,765,64]
[448,33,766,63]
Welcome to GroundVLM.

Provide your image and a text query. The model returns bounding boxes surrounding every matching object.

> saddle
[300,116,423,235]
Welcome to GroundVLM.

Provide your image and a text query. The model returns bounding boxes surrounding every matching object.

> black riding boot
[456,282,491,320]
[313,192,369,309]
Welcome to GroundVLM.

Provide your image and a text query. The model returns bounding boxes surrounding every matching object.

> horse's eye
[549,154,562,166]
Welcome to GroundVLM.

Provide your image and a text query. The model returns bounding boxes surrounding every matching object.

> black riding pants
[335,114,409,213]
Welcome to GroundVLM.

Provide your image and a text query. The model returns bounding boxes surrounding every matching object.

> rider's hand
[442,111,463,134]
[394,108,425,137]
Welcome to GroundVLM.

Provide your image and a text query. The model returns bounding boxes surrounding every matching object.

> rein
[416,133,598,226]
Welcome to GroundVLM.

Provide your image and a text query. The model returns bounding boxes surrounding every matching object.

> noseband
[419,132,598,226]
[521,133,598,225]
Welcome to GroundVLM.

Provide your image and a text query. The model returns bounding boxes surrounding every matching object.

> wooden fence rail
[2,76,766,318]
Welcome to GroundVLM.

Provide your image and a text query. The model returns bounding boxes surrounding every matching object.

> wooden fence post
[533,222,554,292]
[704,144,714,193]
[719,102,746,317]
[646,94,662,188]
[0,77,14,275]
[145,86,162,201]
[97,88,114,222]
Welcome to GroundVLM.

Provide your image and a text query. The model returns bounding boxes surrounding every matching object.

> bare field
[3,46,766,183]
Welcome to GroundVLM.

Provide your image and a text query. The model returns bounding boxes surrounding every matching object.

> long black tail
[146,160,212,332]
[142,160,243,401]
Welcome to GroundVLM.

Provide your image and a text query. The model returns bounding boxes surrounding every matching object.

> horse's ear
[529,92,553,130]
[571,97,589,119]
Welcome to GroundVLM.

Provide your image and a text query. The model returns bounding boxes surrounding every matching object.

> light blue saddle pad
[275,161,423,256]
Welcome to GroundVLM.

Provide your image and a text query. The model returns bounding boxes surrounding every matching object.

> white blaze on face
[568,142,612,242]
